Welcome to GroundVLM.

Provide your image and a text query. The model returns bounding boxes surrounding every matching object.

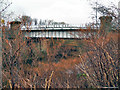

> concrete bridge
[2,16,113,51]
[7,15,114,40]
[21,25,98,39]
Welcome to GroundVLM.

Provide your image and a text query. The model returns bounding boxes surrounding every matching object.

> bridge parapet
[7,20,99,39]
[21,25,99,31]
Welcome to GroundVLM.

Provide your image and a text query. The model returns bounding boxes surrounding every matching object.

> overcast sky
[8,0,119,25]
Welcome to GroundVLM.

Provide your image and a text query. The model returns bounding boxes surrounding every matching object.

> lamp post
[118,1,120,27]
[0,11,2,89]
[95,0,98,29]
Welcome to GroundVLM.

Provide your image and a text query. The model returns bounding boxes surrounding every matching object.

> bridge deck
[21,27,98,39]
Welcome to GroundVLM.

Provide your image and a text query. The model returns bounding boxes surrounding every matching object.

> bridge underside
[23,30,97,39]
[27,37,91,40]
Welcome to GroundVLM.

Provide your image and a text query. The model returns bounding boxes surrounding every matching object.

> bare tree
[0,0,12,89]
[21,15,32,26]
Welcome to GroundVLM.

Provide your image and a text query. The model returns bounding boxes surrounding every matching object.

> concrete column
[99,16,112,34]
[41,39,49,51]
[9,21,21,39]
[9,21,21,87]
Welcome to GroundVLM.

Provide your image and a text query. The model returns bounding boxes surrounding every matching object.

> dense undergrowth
[2,22,119,88]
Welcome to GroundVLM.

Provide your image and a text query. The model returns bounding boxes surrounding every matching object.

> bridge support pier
[40,39,49,52]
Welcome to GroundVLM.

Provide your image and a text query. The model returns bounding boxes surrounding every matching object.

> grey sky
[8,0,118,25]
